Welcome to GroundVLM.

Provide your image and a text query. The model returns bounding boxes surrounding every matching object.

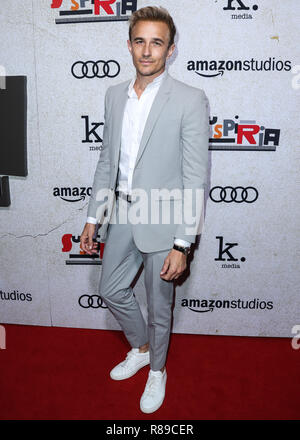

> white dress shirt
[87,70,190,248]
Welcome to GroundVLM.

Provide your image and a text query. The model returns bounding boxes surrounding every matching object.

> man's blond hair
[128,6,176,48]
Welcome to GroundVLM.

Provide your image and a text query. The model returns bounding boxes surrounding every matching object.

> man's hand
[80,223,98,255]
[160,249,187,281]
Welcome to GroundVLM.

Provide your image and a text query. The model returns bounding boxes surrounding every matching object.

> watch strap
[173,243,191,256]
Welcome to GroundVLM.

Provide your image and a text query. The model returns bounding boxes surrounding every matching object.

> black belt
[115,190,132,203]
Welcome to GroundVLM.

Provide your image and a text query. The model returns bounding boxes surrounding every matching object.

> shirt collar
[128,69,167,98]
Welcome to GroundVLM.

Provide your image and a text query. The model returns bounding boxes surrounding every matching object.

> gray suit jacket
[87,72,210,252]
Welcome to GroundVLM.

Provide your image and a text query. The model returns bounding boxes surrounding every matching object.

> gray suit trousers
[98,196,174,371]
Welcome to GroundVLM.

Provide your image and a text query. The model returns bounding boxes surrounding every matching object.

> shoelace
[145,374,161,397]
[120,351,139,369]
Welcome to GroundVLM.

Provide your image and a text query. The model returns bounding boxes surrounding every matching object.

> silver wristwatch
[173,243,191,256]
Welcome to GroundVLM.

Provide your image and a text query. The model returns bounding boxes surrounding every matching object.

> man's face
[127,20,175,78]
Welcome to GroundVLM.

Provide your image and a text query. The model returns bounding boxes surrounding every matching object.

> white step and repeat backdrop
[0,0,299,337]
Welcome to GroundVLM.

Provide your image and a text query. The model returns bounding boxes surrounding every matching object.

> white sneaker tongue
[150,369,163,376]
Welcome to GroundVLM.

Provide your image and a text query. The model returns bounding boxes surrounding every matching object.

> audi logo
[78,294,108,309]
[209,186,259,203]
[71,60,120,79]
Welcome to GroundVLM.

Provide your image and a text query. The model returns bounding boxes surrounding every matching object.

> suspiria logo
[51,0,138,24]
[209,115,280,151]
[62,232,105,265]
[188,57,291,78]
[182,297,273,313]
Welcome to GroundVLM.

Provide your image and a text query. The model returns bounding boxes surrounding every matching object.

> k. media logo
[81,115,104,152]
[51,0,138,24]
[222,0,259,20]
[181,297,274,313]
[188,57,291,78]
[215,236,245,269]
[209,114,280,151]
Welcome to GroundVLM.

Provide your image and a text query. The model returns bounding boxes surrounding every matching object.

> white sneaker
[110,348,150,380]
[140,368,167,413]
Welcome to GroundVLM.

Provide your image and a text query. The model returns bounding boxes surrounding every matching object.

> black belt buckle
[115,190,131,203]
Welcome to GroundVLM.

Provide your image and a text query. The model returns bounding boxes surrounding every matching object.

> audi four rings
[209,186,259,203]
[78,294,108,309]
[71,60,120,79]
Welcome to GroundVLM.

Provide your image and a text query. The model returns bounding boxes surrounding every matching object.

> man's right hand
[80,223,98,255]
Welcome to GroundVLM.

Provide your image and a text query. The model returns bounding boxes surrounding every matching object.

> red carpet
[0,324,299,420]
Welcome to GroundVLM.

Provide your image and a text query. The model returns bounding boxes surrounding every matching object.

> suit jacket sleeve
[87,87,111,223]
[174,89,210,243]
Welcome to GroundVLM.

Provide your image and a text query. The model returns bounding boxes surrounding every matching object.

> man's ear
[127,39,132,54]
[167,43,175,59]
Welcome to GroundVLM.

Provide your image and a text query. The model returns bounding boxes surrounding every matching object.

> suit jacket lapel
[112,79,131,167]
[134,73,172,168]
[112,73,173,170]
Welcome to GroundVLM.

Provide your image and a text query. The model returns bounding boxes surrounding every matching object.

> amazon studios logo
[188,57,291,79]
[0,289,32,302]
[51,0,138,24]
[53,186,92,202]
[182,297,274,313]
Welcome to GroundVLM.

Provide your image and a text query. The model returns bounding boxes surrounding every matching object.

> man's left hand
[160,249,187,280]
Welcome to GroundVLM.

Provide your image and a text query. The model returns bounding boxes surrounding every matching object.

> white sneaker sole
[140,395,165,413]
[110,358,150,381]
[140,374,167,413]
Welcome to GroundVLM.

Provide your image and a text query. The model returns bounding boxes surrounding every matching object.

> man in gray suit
[80,6,209,413]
